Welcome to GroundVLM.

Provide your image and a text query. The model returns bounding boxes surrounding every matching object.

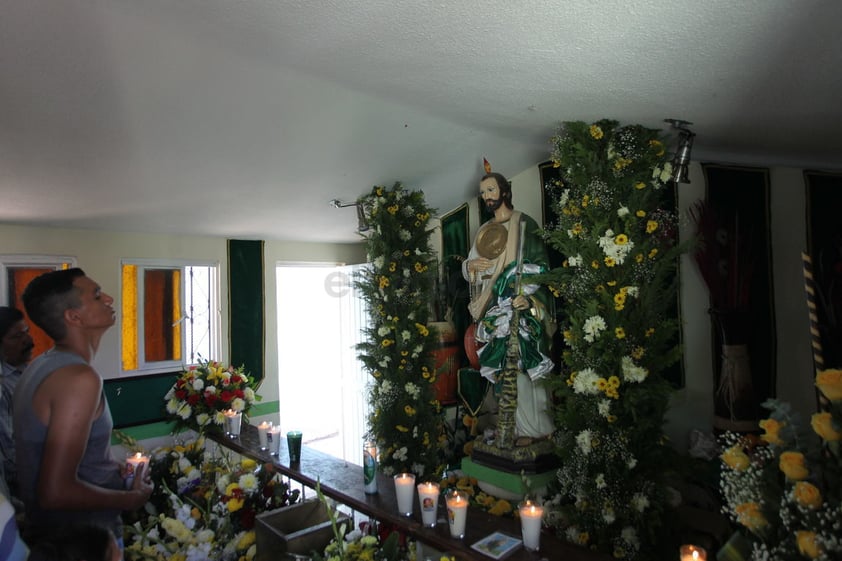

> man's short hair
[481,172,513,209]
[22,268,86,341]
[0,307,24,341]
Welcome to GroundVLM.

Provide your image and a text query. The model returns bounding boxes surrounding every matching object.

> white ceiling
[2,0,841,243]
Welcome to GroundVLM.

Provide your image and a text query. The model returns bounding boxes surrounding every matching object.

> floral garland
[719,370,842,560]
[164,359,261,434]
[355,183,445,478]
[539,119,685,559]
[124,436,300,561]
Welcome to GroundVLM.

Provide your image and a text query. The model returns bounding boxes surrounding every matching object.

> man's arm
[36,364,151,511]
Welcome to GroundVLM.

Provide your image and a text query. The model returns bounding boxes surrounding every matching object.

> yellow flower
[404,405,416,416]
[635,253,644,263]
[604,256,616,267]
[721,445,750,471]
[779,451,809,480]
[615,233,628,245]
[607,376,620,388]
[488,499,513,516]
[238,531,256,550]
[796,531,822,559]
[381,339,394,347]
[615,327,626,339]
[227,496,244,512]
[758,418,785,445]
[734,502,767,531]
[816,368,842,401]
[591,260,600,269]
[793,481,822,509]
[414,262,427,273]
[415,323,429,336]
[631,346,645,360]
[635,210,646,217]
[634,181,646,190]
[649,139,665,156]
[646,220,658,234]
[389,262,396,272]
[648,248,658,258]
[378,276,390,289]
[645,328,655,337]
[396,425,409,432]
[811,411,842,441]
[589,124,604,139]
[387,204,399,214]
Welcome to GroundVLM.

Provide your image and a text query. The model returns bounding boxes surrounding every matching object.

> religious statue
[462,170,556,465]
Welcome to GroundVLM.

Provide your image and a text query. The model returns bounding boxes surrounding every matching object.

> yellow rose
[779,451,809,480]
[227,496,244,512]
[721,445,750,471]
[734,502,767,531]
[816,369,842,401]
[796,531,822,559]
[811,411,842,441]
[759,418,785,445]
[793,481,822,509]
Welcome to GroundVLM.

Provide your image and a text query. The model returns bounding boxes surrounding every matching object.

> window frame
[120,258,220,376]
[0,254,77,306]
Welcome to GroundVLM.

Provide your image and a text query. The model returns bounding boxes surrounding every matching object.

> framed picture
[470,532,522,560]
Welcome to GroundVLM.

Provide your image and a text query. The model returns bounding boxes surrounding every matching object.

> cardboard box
[255,499,351,561]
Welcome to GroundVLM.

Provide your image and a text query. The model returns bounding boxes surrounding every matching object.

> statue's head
[480,172,513,211]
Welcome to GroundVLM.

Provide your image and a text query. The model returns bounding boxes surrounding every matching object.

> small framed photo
[470,531,522,560]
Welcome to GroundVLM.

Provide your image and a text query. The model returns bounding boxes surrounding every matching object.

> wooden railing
[211,424,609,561]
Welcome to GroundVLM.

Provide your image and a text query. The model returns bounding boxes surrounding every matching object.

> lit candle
[223,409,242,437]
[518,500,544,551]
[417,481,440,527]
[125,452,149,488]
[363,441,378,494]
[445,489,468,539]
[268,426,282,455]
[393,473,415,516]
[257,421,272,450]
[680,545,707,561]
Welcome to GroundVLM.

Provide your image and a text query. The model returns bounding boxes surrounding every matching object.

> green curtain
[227,239,265,383]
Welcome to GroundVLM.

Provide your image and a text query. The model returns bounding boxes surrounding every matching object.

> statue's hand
[512,295,531,310]
[467,257,493,274]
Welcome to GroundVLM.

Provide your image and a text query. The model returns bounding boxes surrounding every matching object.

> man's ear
[64,307,83,326]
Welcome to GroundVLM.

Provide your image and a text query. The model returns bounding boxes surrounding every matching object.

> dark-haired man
[14,268,152,544]
[0,306,34,499]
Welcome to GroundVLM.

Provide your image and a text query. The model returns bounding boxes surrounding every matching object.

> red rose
[187,393,200,405]
[175,389,188,400]
[204,394,218,407]
[235,389,245,399]
[220,390,235,402]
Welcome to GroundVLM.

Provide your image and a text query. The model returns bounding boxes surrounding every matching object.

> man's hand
[467,257,493,274]
[512,295,531,310]
[126,462,154,511]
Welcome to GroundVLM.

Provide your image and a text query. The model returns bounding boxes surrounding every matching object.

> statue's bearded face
[480,177,504,213]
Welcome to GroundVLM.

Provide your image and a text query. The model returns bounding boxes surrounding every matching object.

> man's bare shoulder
[42,363,102,393]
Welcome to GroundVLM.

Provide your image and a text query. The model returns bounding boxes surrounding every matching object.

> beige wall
[0,223,365,406]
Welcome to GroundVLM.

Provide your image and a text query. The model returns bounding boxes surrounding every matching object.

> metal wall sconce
[329,198,370,233]
[664,118,696,184]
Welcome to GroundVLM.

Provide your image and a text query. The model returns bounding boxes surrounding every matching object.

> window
[121,260,219,374]
[0,255,76,357]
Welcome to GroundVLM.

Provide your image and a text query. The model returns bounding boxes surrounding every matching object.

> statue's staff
[496,218,526,449]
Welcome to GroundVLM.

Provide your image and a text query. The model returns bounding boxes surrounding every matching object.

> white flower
[404,382,420,399]
[626,286,639,298]
[399,230,411,241]
[243,387,256,403]
[602,507,615,524]
[559,189,570,207]
[231,397,246,411]
[213,410,226,425]
[177,402,192,420]
[595,473,606,489]
[166,398,179,414]
[567,254,583,267]
[178,457,193,473]
[195,413,210,426]
[238,472,258,492]
[659,162,673,183]
[582,315,607,343]
[597,399,612,418]
[565,526,581,542]
[572,368,601,395]
[192,378,204,391]
[204,386,217,396]
[217,474,231,494]
[401,330,411,342]
[575,430,593,455]
[392,447,408,461]
[621,356,649,383]
[617,205,630,217]
[377,326,391,336]
[373,256,384,269]
[631,492,649,512]
[621,527,640,549]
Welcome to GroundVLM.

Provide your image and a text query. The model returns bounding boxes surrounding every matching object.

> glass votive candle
[445,489,468,539]
[417,481,440,527]
[257,421,272,450]
[287,431,303,463]
[518,500,544,551]
[223,409,242,438]
[124,452,149,488]
[680,545,707,561]
[393,473,415,516]
[267,426,282,455]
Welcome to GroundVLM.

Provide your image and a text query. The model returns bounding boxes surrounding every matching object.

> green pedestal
[460,457,556,501]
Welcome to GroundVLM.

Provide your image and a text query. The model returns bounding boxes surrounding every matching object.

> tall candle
[518,501,544,551]
[680,545,707,561]
[363,441,378,494]
[125,452,149,488]
[268,426,282,455]
[417,481,440,527]
[223,409,242,437]
[445,490,468,539]
[257,421,272,450]
[393,473,415,516]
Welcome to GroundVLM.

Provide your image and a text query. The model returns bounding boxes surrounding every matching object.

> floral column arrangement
[355,182,444,478]
[539,120,685,559]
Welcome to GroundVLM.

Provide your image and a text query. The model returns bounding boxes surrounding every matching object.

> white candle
[680,545,707,561]
[363,441,378,494]
[257,421,272,449]
[268,426,282,455]
[417,481,440,527]
[445,490,468,539]
[518,501,543,551]
[125,452,149,488]
[223,409,242,437]
[393,473,415,516]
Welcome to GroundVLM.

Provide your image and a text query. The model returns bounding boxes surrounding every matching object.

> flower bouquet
[719,369,842,560]
[164,359,261,434]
